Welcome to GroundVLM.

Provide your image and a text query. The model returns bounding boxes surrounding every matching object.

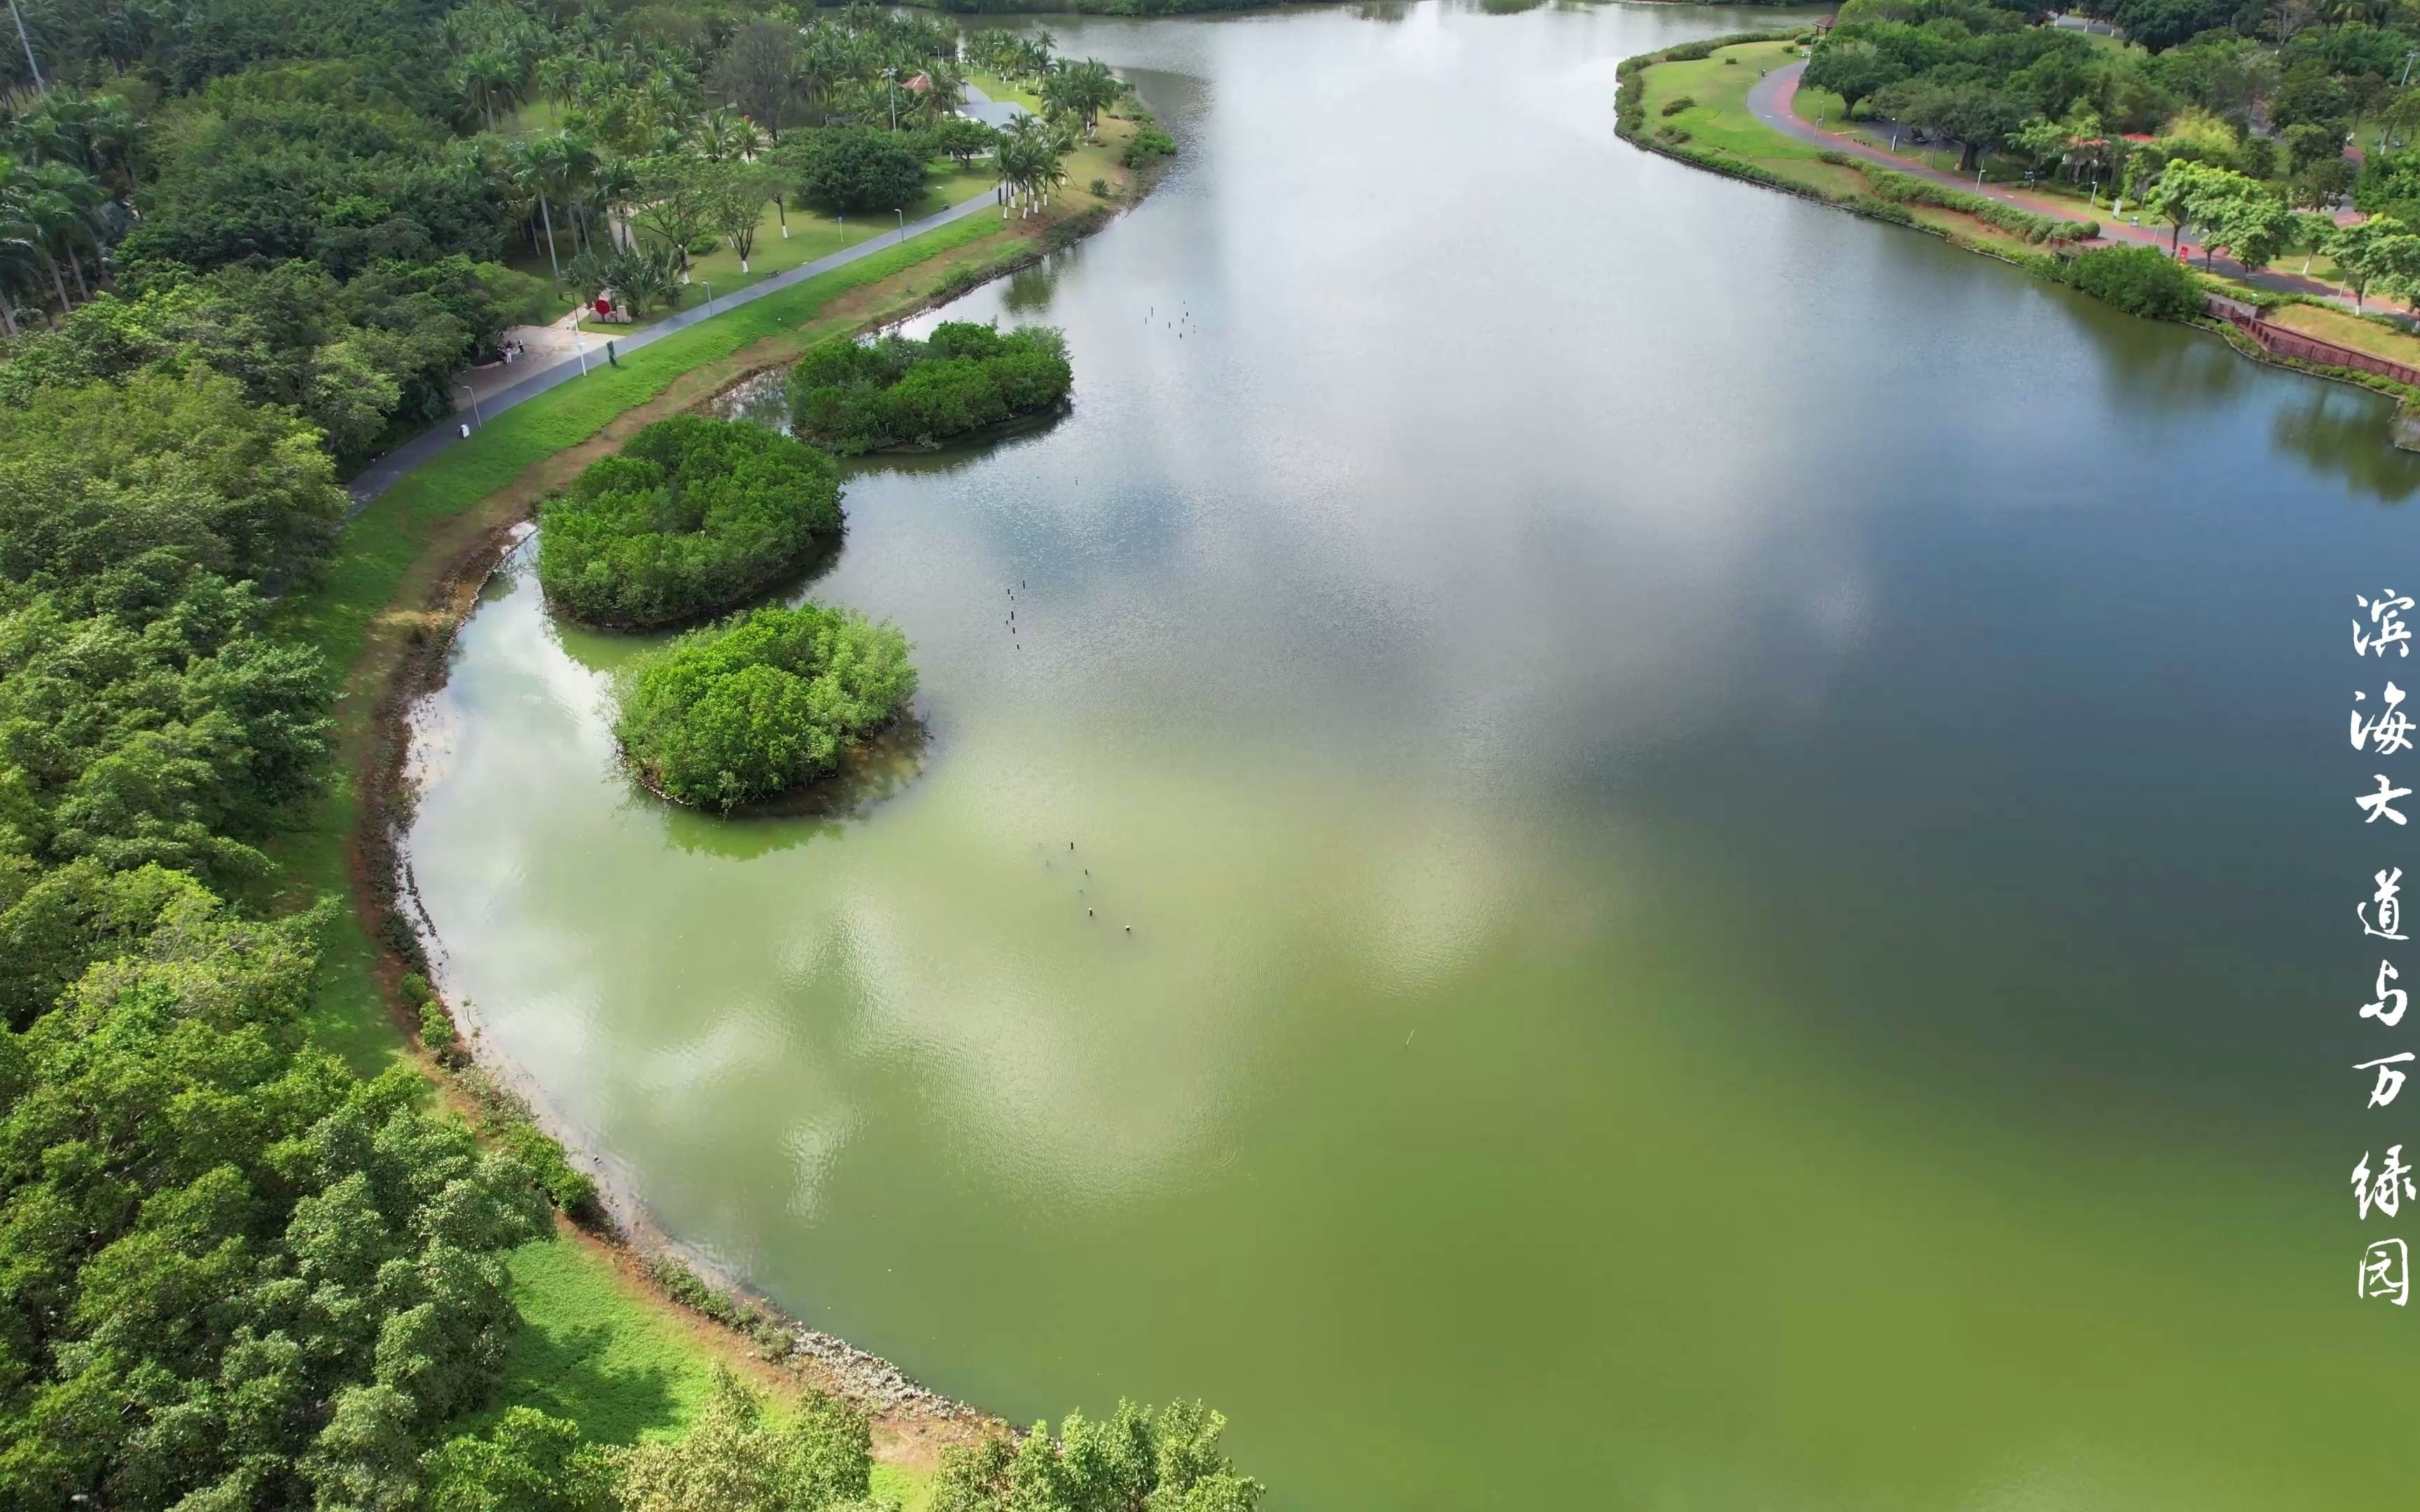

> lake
[405,4,2420,1506]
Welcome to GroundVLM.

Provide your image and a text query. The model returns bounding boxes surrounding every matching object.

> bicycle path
[1741,61,2362,312]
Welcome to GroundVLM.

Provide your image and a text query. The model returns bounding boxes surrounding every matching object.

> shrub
[648,1256,762,1331]
[2061,243,2204,321]
[788,126,928,214]
[419,998,459,1054]
[1660,95,1695,117]
[536,415,843,629]
[787,321,1071,454]
[614,603,917,808]
[1090,176,1111,197]
[1122,124,1176,169]
[1864,169,2089,244]
[1655,125,1693,144]
[493,1120,601,1220]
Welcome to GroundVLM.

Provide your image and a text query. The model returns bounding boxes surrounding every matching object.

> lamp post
[7,0,41,90]
[896,207,905,241]
[569,310,587,377]
[457,380,483,428]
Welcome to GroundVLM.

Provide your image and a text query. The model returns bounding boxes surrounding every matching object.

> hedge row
[1864,169,2098,244]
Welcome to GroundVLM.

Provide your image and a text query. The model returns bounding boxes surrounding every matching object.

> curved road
[349,84,1030,512]
[1744,62,2362,311]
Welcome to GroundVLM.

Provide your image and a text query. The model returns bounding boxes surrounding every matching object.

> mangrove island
[614,602,917,810]
[536,414,843,629]
[787,321,1073,454]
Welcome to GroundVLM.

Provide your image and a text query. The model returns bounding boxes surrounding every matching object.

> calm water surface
[408,5,2420,1506]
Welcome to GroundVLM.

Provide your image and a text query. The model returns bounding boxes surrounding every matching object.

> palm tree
[10,90,144,192]
[792,31,844,128]
[996,115,1064,219]
[914,59,967,128]
[457,50,525,132]
[693,107,744,162]
[10,159,102,306]
[508,133,592,281]
[587,150,640,252]
[536,54,586,126]
[1064,59,1118,138]
[0,179,41,335]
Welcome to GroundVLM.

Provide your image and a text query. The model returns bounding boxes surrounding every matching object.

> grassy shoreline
[1617,32,2420,421]
[265,112,1165,1498]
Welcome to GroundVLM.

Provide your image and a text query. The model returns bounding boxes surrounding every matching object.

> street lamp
[8,0,41,90]
[457,380,483,428]
[569,310,587,377]
[896,207,905,241]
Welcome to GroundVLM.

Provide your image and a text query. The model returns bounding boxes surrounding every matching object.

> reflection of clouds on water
[722,730,1579,1206]
[1350,808,1531,1000]
[783,1110,860,1221]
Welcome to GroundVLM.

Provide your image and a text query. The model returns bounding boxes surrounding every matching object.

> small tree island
[786,321,1073,454]
[616,603,917,810]
[536,415,843,629]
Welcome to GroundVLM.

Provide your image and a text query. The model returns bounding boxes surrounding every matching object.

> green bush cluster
[931,1401,1263,1512]
[402,970,464,1062]
[2061,244,2206,321]
[1865,170,2096,243]
[786,321,1073,454]
[425,1370,870,1512]
[536,415,843,630]
[781,125,930,215]
[1122,123,1178,169]
[492,1121,602,1222]
[614,603,917,809]
[643,1256,793,1357]
[1661,96,1696,117]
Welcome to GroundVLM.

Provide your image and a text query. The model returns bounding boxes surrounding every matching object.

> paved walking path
[1743,62,2365,312]
[347,177,1013,512]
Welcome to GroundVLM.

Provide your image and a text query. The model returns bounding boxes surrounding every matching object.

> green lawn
[1641,41,1828,170]
[2270,300,2420,363]
[488,1238,936,1506]
[968,69,1043,113]
[491,1239,723,1444]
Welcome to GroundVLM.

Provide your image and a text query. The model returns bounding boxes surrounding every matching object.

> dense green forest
[0,0,1247,1505]
[786,320,1071,452]
[537,415,843,627]
[0,0,1128,472]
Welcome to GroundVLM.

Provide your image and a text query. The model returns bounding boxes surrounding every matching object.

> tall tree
[715,19,801,136]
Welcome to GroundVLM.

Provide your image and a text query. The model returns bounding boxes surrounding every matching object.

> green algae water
[406,4,2420,1505]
